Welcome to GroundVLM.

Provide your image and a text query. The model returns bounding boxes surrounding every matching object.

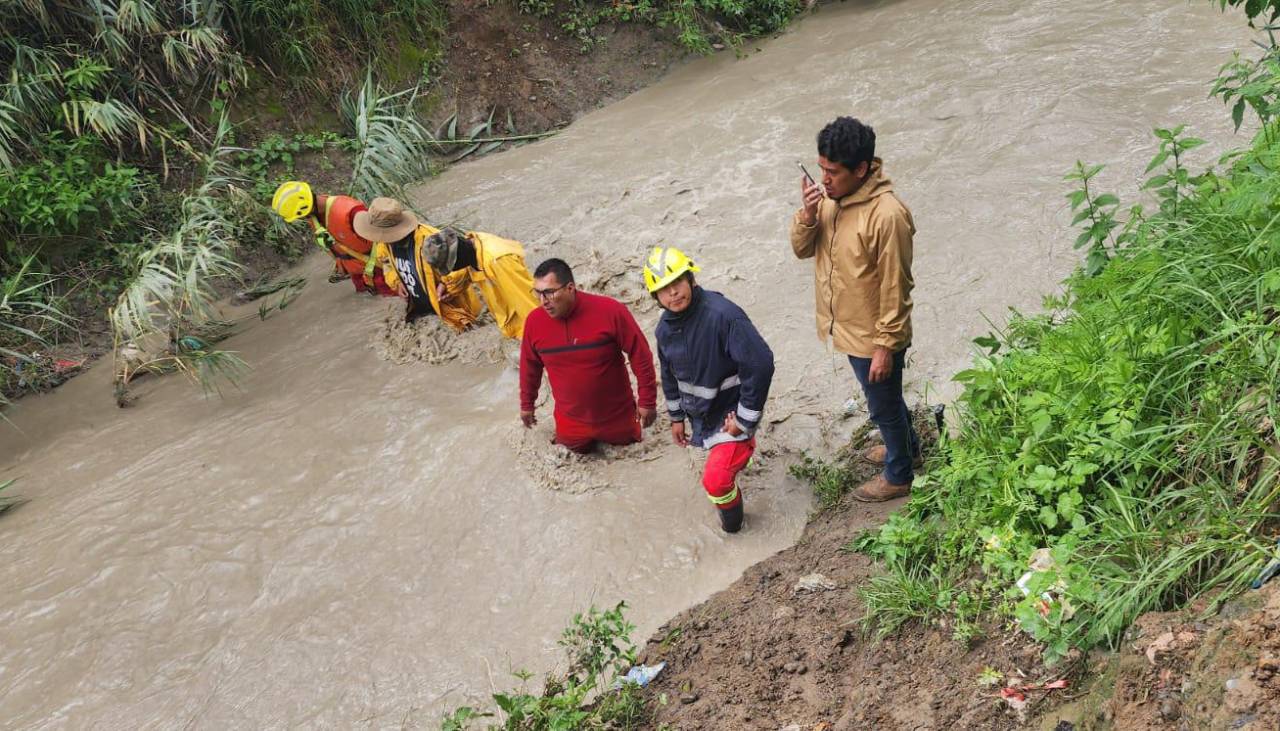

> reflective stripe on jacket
[655,287,775,449]
[311,195,377,282]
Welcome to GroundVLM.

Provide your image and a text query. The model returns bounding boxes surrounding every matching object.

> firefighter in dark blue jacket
[645,246,775,533]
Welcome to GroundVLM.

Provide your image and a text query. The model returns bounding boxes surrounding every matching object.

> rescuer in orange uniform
[270,181,397,296]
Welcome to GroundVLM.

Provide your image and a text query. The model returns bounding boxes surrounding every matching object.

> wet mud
[376,309,510,366]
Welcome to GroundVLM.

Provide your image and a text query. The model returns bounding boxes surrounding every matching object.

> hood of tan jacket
[789,158,916,358]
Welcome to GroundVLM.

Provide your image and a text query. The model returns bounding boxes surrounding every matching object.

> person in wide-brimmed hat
[421,226,538,340]
[352,197,420,244]
[362,198,483,330]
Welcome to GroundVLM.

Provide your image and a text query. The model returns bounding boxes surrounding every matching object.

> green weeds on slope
[849,38,1280,663]
[442,602,649,730]
[516,0,802,54]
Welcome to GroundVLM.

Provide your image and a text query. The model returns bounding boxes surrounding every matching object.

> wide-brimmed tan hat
[424,228,462,273]
[352,197,419,243]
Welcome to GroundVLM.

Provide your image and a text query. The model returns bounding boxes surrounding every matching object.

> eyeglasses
[532,284,569,300]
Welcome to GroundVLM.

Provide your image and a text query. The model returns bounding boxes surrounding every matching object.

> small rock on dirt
[794,573,838,594]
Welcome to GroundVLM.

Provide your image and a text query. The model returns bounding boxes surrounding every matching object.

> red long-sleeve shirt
[520,291,657,425]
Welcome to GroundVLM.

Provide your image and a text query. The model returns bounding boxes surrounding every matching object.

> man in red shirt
[520,258,658,453]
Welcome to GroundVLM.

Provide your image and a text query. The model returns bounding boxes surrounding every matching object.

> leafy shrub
[442,602,649,730]
[0,133,142,260]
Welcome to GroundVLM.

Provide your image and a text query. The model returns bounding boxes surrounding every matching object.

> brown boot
[852,474,911,502]
[861,445,923,468]
[862,445,888,465]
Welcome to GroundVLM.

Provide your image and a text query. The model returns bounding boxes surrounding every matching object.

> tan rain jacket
[789,158,915,358]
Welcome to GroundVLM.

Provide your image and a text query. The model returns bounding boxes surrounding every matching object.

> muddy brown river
[0,1,1254,727]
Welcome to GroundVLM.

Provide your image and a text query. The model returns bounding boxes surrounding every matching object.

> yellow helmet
[271,180,313,222]
[643,246,701,293]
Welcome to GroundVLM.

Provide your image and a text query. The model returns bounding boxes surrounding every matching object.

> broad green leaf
[1143,174,1171,190]
[1030,410,1053,437]
[1145,149,1170,172]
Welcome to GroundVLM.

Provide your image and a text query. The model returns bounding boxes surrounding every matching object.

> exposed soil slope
[635,426,1280,731]
[439,0,682,133]
[1041,584,1280,731]
[636,418,1071,730]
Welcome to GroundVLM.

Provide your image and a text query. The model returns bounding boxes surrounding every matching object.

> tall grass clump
[108,117,250,404]
[1,262,63,517]
[858,36,1280,662]
[226,0,446,75]
[1,256,68,401]
[342,73,437,201]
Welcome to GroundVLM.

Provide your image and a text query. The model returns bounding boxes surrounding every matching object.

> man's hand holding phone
[798,163,823,225]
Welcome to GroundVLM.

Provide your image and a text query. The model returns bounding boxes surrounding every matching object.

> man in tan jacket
[791,116,920,502]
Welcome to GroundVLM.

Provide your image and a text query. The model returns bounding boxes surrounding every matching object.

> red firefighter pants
[702,437,755,510]
[554,411,642,454]
[349,269,398,297]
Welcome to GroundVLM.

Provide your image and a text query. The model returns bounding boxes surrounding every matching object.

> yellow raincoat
[373,224,483,331]
[468,232,537,339]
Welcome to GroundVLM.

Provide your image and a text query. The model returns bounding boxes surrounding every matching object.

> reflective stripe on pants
[702,437,755,510]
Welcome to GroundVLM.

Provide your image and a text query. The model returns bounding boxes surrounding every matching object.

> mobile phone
[797,161,816,187]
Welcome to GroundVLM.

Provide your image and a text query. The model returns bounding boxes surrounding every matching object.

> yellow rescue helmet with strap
[271,180,313,222]
[643,246,701,293]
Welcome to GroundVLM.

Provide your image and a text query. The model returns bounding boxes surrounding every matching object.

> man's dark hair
[534,257,575,284]
[817,117,875,172]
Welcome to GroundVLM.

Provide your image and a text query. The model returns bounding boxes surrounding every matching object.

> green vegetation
[343,74,438,201]
[224,0,446,76]
[0,478,20,514]
[1,256,66,400]
[836,30,1280,663]
[788,454,857,507]
[442,602,649,730]
[515,0,802,54]
[0,1,454,405]
[1218,0,1280,23]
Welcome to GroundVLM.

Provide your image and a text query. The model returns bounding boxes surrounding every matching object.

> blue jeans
[849,349,919,485]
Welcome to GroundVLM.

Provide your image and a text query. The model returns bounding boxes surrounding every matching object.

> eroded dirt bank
[638,441,1280,731]
[639,429,1049,730]
[0,0,1256,727]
